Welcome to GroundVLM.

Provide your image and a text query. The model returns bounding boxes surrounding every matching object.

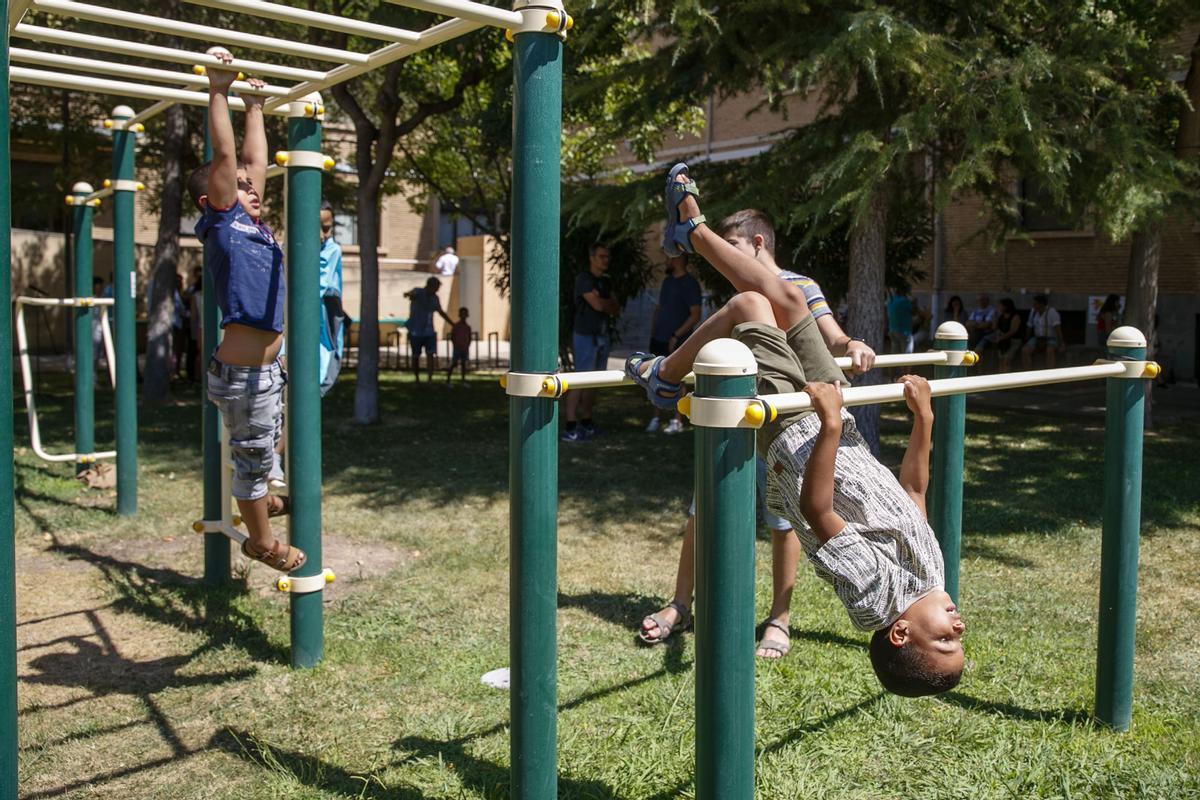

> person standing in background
[318,200,346,396]
[646,253,701,434]
[562,243,619,442]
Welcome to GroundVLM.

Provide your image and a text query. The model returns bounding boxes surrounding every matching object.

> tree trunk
[846,186,889,455]
[1123,34,1198,425]
[142,102,187,405]
[353,183,382,424]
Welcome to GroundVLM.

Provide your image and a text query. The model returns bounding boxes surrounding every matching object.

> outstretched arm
[240,79,268,197]
[798,383,848,543]
[205,51,239,210]
[897,374,934,516]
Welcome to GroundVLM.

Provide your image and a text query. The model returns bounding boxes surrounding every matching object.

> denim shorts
[207,358,286,501]
[572,333,610,371]
[410,333,437,357]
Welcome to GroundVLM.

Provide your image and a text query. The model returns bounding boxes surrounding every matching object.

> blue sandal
[626,352,685,409]
[661,162,706,256]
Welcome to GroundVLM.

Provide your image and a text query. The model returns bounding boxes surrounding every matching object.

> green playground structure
[505,320,1157,798]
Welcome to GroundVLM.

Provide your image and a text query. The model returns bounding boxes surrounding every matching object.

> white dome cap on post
[71,182,94,195]
[111,105,134,119]
[935,321,968,341]
[693,338,757,376]
[1106,326,1146,349]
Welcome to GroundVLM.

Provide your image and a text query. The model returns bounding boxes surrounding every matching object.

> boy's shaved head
[186,159,249,208]
[869,627,963,697]
[715,209,775,257]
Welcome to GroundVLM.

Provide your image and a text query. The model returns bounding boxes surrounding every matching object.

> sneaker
[663,418,685,435]
[561,428,587,443]
[646,417,661,433]
[581,423,599,439]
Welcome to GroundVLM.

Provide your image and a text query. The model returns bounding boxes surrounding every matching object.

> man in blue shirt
[405,277,453,384]
[562,243,619,441]
[318,200,346,396]
[887,285,917,355]
[646,254,702,434]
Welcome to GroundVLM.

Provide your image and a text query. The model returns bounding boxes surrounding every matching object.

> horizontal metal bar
[86,186,114,202]
[16,295,115,307]
[11,66,291,115]
[263,16,483,111]
[15,24,328,82]
[33,0,368,63]
[766,362,1132,414]
[128,100,179,127]
[385,0,522,29]
[11,48,295,97]
[182,0,422,43]
[543,351,962,393]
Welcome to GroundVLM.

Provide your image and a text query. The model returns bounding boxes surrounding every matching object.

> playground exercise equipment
[506,320,1156,798]
[1,2,576,798]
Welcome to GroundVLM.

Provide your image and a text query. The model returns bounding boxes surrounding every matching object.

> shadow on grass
[941,691,1094,725]
[45,534,287,665]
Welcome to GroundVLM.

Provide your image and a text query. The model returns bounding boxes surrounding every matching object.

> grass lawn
[12,368,1200,799]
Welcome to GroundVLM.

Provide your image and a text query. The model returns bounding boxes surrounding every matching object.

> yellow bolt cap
[275,151,289,167]
[103,119,113,129]
[542,377,556,394]
[304,103,314,115]
[1144,362,1161,378]
[193,65,206,76]
[103,179,112,188]
[677,395,692,417]
[566,14,574,30]
[546,11,561,27]
[133,123,145,133]
[325,570,335,583]
[232,515,242,527]
[135,182,145,191]
[64,197,72,206]
[236,71,245,81]
[499,374,508,389]
[90,199,102,207]
[505,28,514,42]
[277,578,290,592]
[192,521,204,533]
[744,403,764,425]
[323,156,335,170]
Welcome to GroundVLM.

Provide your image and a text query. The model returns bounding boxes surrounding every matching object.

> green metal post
[692,340,757,800]
[930,321,968,603]
[509,17,562,800]
[110,106,137,516]
[286,103,324,669]
[200,119,229,586]
[70,185,95,476]
[1,8,19,798]
[1095,327,1148,730]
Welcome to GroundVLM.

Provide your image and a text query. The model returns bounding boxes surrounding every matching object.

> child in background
[186,48,304,573]
[447,307,472,386]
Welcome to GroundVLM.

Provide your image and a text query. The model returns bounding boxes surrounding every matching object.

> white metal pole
[183,0,423,43]
[14,24,328,82]
[11,48,295,97]
[31,0,368,64]
[10,67,291,115]
[765,361,1132,414]
[385,0,522,28]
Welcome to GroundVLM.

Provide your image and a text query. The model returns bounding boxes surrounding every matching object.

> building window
[437,207,486,248]
[1020,178,1075,232]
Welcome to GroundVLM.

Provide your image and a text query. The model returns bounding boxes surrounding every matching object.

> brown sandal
[266,494,290,518]
[241,538,306,572]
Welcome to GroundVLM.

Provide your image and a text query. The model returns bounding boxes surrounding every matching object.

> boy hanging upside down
[626,164,965,696]
[186,48,305,573]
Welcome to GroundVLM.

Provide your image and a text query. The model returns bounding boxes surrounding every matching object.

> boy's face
[320,209,334,242]
[236,168,262,220]
[724,234,769,263]
[894,590,965,675]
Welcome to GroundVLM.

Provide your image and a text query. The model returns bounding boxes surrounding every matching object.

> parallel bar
[929,332,967,603]
[1094,335,1147,730]
[386,0,522,28]
[70,186,94,476]
[766,362,1130,414]
[1,6,18,796]
[111,106,137,516]
[127,101,174,127]
[262,17,482,112]
[183,0,422,43]
[14,25,327,82]
[545,352,961,392]
[693,344,756,800]
[286,110,325,669]
[508,28,562,800]
[16,295,113,307]
[32,0,367,63]
[10,67,292,115]
[11,48,295,97]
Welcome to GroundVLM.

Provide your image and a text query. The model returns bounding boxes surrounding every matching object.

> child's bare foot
[241,537,306,572]
[639,601,691,644]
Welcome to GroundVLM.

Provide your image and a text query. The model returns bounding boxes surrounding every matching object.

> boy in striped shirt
[629,164,965,696]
